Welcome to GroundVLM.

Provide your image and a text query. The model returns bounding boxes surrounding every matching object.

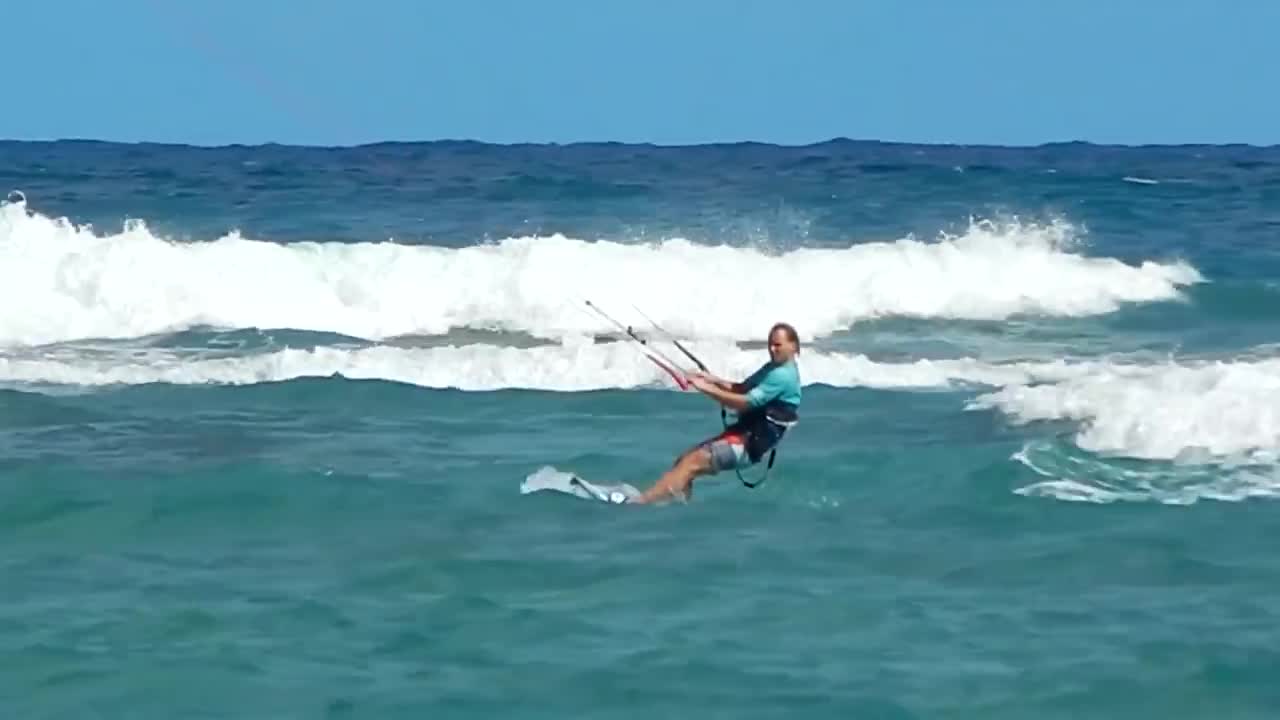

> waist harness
[725,400,799,488]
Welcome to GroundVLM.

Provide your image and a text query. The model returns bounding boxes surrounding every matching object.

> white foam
[1014,474,1280,505]
[1011,440,1280,505]
[971,357,1280,462]
[0,201,1202,347]
[0,342,1087,393]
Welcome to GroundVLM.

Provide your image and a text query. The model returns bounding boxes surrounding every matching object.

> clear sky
[3,0,1277,147]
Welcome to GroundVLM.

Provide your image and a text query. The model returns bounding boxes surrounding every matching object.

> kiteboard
[520,466,639,504]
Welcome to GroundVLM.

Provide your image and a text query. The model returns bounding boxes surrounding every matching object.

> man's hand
[688,374,714,392]
[689,371,735,391]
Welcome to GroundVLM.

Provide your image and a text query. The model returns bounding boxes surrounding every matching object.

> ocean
[2,138,1279,718]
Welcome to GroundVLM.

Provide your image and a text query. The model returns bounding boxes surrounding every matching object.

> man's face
[768,329,796,363]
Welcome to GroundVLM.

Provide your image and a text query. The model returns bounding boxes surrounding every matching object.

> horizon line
[3,135,1278,151]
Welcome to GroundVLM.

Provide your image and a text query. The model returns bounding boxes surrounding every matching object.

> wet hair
[769,322,800,352]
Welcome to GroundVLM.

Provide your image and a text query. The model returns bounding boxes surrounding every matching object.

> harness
[722,400,799,489]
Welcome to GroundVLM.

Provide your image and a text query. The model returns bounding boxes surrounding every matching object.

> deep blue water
[2,138,1280,718]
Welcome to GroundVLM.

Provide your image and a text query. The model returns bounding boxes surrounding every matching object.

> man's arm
[691,364,788,412]
[693,372,747,393]
[689,375,752,411]
[695,364,772,394]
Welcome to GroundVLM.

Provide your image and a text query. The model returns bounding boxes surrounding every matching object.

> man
[630,322,802,504]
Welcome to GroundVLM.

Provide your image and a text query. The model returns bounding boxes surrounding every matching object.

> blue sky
[3,0,1277,146]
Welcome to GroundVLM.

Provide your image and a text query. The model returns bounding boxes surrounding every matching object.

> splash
[971,357,1280,462]
[0,200,1201,347]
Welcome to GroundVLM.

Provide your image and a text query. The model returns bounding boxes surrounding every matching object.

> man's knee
[679,446,713,473]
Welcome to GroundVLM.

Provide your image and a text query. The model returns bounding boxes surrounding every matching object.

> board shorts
[701,430,751,473]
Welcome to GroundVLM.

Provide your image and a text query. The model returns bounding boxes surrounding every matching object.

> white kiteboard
[520,466,640,504]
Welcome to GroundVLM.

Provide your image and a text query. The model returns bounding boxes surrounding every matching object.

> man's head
[767,322,800,364]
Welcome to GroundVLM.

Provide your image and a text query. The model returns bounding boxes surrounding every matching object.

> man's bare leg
[631,447,714,504]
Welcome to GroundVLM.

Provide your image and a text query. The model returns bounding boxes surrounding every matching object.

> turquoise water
[3,139,1280,717]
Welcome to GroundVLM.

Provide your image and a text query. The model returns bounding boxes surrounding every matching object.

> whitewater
[4,186,1278,474]
[0,199,1200,347]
